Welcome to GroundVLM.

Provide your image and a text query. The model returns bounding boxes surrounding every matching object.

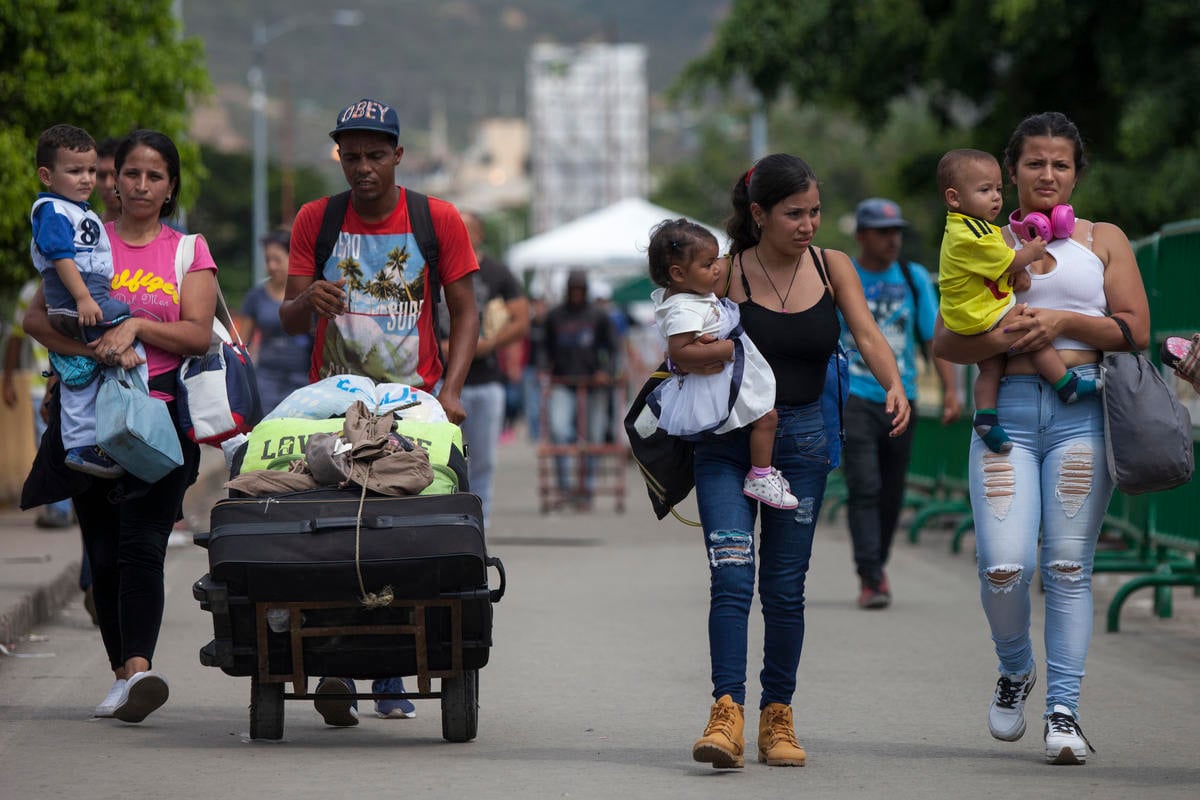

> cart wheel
[249,675,285,740]
[440,669,479,743]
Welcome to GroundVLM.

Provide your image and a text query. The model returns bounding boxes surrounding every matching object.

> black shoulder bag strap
[897,259,933,364]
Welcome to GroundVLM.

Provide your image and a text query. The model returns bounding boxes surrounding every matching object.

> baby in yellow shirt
[937,149,1098,453]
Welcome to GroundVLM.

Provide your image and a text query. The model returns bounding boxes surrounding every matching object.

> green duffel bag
[234,416,468,496]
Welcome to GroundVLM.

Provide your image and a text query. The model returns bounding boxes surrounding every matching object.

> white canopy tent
[505,197,728,299]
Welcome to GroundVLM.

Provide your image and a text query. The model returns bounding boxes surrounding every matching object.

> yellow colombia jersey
[938,211,1018,336]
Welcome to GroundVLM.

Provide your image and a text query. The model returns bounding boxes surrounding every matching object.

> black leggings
[75,410,198,672]
[842,394,916,586]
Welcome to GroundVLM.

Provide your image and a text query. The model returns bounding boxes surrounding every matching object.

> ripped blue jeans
[693,401,829,709]
[969,365,1112,718]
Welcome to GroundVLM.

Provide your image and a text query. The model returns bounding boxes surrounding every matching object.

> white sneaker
[742,468,799,510]
[113,671,169,723]
[94,678,127,718]
[1044,704,1094,765]
[988,663,1036,741]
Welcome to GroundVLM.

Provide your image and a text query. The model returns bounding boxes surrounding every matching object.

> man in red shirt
[280,97,479,724]
[281,97,478,424]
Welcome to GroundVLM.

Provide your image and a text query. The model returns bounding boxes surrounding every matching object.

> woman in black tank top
[682,154,910,769]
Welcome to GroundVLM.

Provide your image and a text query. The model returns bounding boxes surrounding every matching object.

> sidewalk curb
[1,446,226,647]
[0,557,81,646]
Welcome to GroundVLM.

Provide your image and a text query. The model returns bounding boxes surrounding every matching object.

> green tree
[653,97,958,260]
[185,145,332,307]
[0,0,210,295]
[678,0,1200,238]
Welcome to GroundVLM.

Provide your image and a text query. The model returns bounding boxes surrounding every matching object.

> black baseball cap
[329,98,400,143]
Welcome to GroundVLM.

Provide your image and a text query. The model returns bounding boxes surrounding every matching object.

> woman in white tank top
[933,112,1150,765]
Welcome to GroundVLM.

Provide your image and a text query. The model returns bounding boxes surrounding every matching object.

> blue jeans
[969,364,1111,718]
[522,366,542,442]
[693,401,829,709]
[547,384,610,494]
[460,381,505,525]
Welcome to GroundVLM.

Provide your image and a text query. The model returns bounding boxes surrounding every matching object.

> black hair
[726,153,819,256]
[937,148,999,196]
[114,129,182,218]
[95,137,122,160]
[260,226,292,252]
[35,124,96,169]
[647,218,718,288]
[1003,111,1088,180]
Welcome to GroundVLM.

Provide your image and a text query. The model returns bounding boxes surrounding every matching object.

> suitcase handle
[487,555,506,603]
[309,513,480,532]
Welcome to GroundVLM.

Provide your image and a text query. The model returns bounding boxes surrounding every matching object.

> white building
[527,42,648,234]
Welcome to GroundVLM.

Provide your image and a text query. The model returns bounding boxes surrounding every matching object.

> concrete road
[2,437,1198,799]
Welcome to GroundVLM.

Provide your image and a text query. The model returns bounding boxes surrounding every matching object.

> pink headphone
[1008,204,1075,243]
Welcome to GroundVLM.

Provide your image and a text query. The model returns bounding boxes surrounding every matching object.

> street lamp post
[249,10,362,284]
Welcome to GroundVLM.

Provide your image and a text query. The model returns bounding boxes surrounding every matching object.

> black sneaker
[314,677,359,726]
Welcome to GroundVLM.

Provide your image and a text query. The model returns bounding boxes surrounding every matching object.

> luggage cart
[193,490,505,742]
[535,377,627,513]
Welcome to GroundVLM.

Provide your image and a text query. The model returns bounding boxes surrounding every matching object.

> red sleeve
[428,196,479,285]
[289,197,329,278]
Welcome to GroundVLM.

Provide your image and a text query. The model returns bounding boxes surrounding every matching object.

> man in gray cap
[838,198,962,609]
[280,97,480,726]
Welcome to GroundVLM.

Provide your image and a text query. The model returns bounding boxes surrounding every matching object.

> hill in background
[183,0,729,171]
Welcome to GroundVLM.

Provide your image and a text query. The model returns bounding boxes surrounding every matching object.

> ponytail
[725,170,757,257]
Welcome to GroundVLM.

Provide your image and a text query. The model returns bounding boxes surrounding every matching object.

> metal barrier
[908,416,974,547]
[535,377,627,514]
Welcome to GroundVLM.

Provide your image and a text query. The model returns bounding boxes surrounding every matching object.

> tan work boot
[758,703,807,766]
[692,694,745,769]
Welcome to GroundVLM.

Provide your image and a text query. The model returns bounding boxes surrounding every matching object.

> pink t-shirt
[105,222,217,388]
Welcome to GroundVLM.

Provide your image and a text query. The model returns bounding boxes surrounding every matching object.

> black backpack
[313,189,445,343]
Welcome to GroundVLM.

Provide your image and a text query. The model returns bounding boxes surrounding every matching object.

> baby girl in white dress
[647,218,797,510]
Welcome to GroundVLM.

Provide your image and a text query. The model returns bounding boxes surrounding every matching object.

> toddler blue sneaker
[65,446,125,479]
[373,676,417,719]
[48,352,99,388]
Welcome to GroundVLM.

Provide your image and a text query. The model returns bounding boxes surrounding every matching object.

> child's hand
[77,297,103,327]
[1010,270,1032,293]
[1023,235,1048,260]
[117,348,146,370]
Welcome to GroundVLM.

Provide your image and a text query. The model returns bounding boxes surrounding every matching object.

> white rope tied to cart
[354,449,394,609]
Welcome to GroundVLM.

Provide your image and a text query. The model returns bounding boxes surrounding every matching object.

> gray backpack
[1100,317,1194,494]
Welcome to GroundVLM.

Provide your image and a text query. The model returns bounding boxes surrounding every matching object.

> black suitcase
[193,488,505,740]
[203,489,490,602]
